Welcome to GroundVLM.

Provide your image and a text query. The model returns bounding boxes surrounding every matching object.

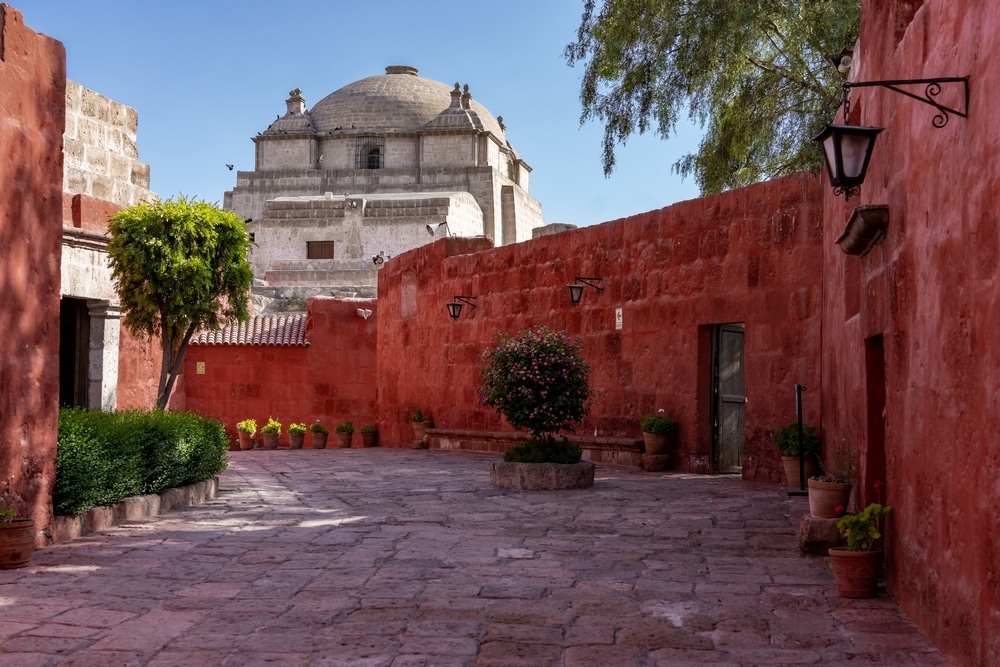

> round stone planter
[490,461,596,490]
[335,432,353,448]
[288,432,305,449]
[312,432,329,449]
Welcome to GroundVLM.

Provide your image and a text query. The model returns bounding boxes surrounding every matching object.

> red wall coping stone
[66,193,119,232]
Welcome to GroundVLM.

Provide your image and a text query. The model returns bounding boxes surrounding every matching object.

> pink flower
[873,480,884,490]
[834,504,845,515]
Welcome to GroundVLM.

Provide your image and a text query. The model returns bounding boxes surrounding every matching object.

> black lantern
[567,283,585,306]
[567,277,603,306]
[446,296,476,320]
[813,123,883,200]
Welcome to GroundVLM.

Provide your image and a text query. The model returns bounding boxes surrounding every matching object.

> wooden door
[713,324,746,473]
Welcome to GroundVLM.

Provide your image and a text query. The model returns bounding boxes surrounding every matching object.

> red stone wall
[820,2,1000,664]
[375,173,824,480]
[0,5,65,536]
[181,297,378,445]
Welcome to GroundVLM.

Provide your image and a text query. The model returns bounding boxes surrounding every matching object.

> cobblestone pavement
[0,449,949,666]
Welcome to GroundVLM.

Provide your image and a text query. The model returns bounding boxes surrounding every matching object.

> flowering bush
[479,325,591,440]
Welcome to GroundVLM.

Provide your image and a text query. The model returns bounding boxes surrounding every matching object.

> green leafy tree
[564,0,860,193]
[108,197,253,410]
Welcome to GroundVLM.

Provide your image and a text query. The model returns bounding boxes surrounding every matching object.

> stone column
[87,301,122,411]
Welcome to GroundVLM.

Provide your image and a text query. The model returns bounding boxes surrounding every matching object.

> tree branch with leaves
[565,0,859,194]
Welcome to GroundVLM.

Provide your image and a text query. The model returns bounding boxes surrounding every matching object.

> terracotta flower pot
[335,432,353,448]
[808,479,852,518]
[262,432,279,449]
[642,432,668,456]
[312,432,329,449]
[0,519,35,569]
[289,432,305,449]
[412,421,432,449]
[829,548,882,598]
[238,431,255,450]
[361,432,377,448]
[782,455,817,488]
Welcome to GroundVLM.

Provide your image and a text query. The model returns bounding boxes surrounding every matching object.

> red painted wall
[0,5,65,537]
[820,2,1000,664]
[375,173,824,480]
[182,297,377,445]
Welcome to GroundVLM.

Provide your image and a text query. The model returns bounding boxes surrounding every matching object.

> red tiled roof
[190,314,309,346]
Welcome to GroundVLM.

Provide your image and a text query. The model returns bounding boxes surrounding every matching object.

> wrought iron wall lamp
[446,296,477,320]
[814,75,969,199]
[567,277,603,306]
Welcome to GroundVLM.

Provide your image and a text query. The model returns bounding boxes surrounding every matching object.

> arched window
[355,136,385,169]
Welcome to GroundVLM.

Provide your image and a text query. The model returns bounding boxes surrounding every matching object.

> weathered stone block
[798,513,842,555]
[642,454,670,472]
[490,461,595,490]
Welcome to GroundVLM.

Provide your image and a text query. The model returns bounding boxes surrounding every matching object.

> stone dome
[309,65,505,138]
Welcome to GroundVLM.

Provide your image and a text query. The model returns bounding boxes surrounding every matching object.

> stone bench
[425,428,645,468]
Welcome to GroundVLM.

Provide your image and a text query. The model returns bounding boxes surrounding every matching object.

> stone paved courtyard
[0,449,948,666]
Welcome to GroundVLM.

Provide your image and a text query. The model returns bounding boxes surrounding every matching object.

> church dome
[309,65,504,138]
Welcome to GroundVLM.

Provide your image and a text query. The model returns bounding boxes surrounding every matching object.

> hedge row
[54,409,229,516]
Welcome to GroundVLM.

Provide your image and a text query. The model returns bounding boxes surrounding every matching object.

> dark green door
[713,324,745,473]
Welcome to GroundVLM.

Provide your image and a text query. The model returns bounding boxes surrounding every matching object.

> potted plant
[288,422,307,449]
[808,433,856,518]
[334,421,354,448]
[772,422,819,487]
[411,409,433,449]
[360,423,378,448]
[236,418,257,450]
[0,505,34,570]
[310,422,329,449]
[480,325,595,490]
[260,416,282,449]
[640,413,676,456]
[829,482,892,598]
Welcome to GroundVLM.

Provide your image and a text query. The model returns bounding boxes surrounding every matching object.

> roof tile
[191,314,308,346]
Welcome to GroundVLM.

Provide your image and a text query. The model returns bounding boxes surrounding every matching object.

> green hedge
[54,409,228,516]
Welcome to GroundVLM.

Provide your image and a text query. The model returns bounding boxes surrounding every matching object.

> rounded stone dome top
[309,66,504,138]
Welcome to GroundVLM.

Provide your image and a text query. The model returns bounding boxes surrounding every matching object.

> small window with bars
[356,135,385,169]
[307,241,334,259]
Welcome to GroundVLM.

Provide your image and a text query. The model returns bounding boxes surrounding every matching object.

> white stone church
[224,65,546,302]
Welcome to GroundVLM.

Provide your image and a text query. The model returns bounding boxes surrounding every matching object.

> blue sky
[14,0,703,227]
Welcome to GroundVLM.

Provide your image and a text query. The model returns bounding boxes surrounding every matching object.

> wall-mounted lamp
[567,277,603,306]
[426,222,449,236]
[446,296,477,320]
[813,124,883,201]
[815,76,969,200]
[356,308,372,320]
[827,46,853,74]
